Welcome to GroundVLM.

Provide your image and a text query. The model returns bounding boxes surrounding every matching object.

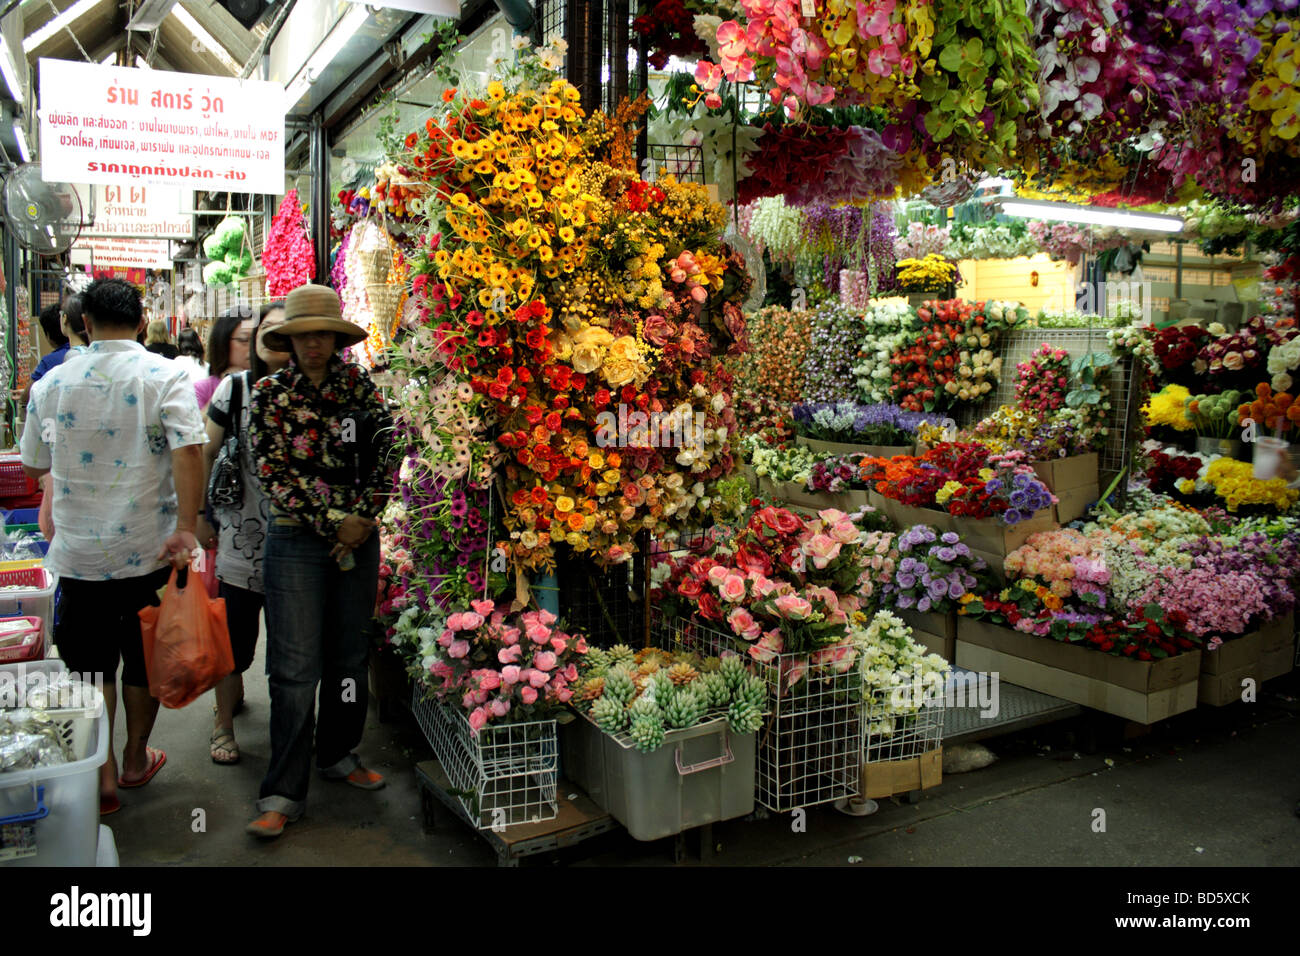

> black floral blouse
[248,354,394,540]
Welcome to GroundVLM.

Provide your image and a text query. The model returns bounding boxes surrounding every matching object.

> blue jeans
[256,519,380,818]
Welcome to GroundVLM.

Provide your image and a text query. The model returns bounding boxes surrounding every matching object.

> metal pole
[309,112,331,287]
[1174,241,1183,300]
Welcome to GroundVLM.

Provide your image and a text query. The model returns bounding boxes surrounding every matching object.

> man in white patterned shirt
[21,278,207,816]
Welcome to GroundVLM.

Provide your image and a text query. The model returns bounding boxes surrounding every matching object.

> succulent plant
[628,712,666,752]
[664,685,707,730]
[602,667,637,707]
[667,661,699,686]
[719,655,749,693]
[577,676,606,703]
[733,674,767,711]
[629,695,661,721]
[727,699,763,736]
[606,644,635,668]
[584,646,610,673]
[592,695,627,733]
[698,672,731,709]
[649,670,674,702]
[637,659,662,677]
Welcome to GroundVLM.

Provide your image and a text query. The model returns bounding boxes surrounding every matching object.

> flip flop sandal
[117,747,167,788]
[100,794,121,816]
[245,812,290,839]
[210,728,240,765]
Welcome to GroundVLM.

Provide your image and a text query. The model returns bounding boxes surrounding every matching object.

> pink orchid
[694,60,723,92]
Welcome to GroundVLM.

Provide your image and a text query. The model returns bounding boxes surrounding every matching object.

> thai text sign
[83,185,193,239]
[39,59,284,194]
[71,236,172,270]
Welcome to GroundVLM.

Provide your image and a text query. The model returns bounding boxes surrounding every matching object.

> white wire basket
[655,612,863,813]
[411,686,558,830]
[862,683,946,764]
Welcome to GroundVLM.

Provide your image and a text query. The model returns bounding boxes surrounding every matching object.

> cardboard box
[955,617,1201,724]
[1053,484,1100,524]
[1198,666,1255,707]
[795,436,913,459]
[898,609,956,662]
[1258,613,1296,656]
[1200,632,1263,676]
[1259,647,1295,683]
[1198,614,1295,704]
[1032,453,1099,493]
[860,749,942,799]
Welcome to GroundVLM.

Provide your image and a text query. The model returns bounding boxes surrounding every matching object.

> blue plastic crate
[2,508,40,525]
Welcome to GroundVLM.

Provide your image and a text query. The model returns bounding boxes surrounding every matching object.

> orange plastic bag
[139,567,234,709]
[198,545,220,599]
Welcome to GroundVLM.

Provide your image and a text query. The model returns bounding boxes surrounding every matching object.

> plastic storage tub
[2,509,40,526]
[0,568,57,648]
[0,617,44,663]
[562,714,756,842]
[1,659,107,867]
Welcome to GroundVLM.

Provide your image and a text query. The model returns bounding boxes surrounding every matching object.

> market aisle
[104,632,497,866]
[104,656,1299,867]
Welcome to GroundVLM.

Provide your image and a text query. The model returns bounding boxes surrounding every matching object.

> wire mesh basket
[548,547,644,648]
[862,681,946,764]
[411,686,558,830]
[655,611,863,812]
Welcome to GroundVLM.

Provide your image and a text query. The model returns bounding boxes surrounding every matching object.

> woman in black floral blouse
[244,284,394,840]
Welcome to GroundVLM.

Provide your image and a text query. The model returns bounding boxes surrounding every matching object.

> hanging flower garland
[263,188,317,296]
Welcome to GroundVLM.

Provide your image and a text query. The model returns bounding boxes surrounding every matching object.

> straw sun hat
[261,284,367,352]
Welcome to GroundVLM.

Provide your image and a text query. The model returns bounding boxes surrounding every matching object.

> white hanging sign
[38,59,285,194]
[71,235,173,270]
[83,184,193,239]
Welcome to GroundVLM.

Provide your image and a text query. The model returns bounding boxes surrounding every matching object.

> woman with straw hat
[244,284,395,839]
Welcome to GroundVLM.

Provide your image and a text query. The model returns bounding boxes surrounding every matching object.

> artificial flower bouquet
[1184,390,1245,439]
[885,524,989,615]
[570,644,767,753]
[1151,326,1210,388]
[1238,382,1300,436]
[744,434,822,485]
[886,299,1024,413]
[1178,457,1300,513]
[859,610,952,739]
[895,254,956,294]
[792,400,933,449]
[1014,344,1072,417]
[860,442,1057,526]
[400,600,589,732]
[852,301,917,405]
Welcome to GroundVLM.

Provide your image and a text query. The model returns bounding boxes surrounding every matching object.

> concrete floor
[103,638,1300,867]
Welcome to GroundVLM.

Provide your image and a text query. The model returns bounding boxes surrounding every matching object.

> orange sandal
[246,811,290,839]
[117,747,166,789]
[341,767,386,791]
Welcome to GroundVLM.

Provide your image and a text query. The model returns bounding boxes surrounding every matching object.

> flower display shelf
[861,678,945,801]
[561,711,756,842]
[1198,613,1296,707]
[896,609,956,663]
[553,546,645,649]
[867,490,1056,578]
[955,618,1201,725]
[412,689,558,829]
[657,612,862,813]
[759,476,870,515]
[794,436,914,459]
[1031,453,1099,524]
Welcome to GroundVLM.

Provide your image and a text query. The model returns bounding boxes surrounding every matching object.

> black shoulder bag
[207,374,245,511]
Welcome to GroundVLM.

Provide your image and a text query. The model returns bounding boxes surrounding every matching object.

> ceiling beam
[180,0,254,63]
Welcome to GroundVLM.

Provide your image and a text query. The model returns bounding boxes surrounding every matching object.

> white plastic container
[1,659,108,867]
[96,824,119,867]
[0,567,57,649]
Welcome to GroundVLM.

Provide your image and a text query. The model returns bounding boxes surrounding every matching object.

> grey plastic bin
[563,713,756,842]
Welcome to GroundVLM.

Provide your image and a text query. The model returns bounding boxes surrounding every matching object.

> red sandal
[117,747,166,788]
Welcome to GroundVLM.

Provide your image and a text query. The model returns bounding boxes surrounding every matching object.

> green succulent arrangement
[202,215,254,287]
[574,645,767,752]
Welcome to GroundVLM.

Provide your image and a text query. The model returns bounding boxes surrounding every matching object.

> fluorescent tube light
[0,43,23,100]
[285,4,371,105]
[998,197,1183,233]
[14,120,31,162]
[23,0,102,53]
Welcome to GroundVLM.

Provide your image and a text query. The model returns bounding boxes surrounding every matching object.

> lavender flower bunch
[985,469,1056,525]
[887,525,988,614]
[802,303,869,405]
[794,401,933,445]
[1181,533,1299,617]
